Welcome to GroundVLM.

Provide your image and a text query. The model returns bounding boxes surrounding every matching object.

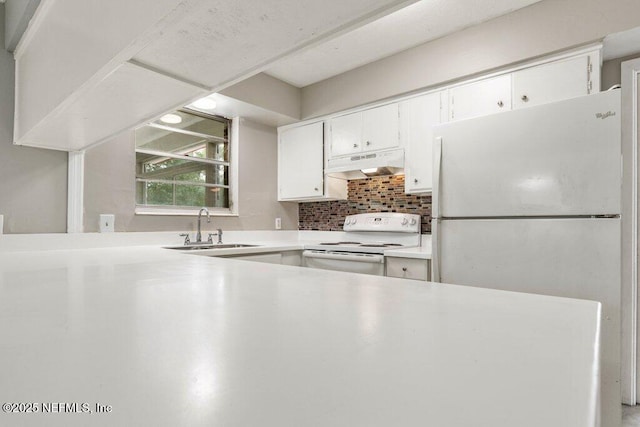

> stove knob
[410,218,417,226]
[345,219,351,225]
[401,218,408,226]
[352,218,357,225]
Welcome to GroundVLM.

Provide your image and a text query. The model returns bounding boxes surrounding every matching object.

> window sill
[135,206,239,217]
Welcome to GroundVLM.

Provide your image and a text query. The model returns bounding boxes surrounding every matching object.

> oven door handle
[302,250,384,263]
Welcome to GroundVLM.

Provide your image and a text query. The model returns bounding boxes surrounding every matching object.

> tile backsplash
[298,175,432,233]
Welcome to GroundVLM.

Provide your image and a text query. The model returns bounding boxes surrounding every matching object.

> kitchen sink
[165,244,259,250]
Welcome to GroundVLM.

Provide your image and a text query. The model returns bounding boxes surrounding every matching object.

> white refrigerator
[432,90,621,427]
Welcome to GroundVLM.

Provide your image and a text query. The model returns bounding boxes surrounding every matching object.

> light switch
[99,214,115,233]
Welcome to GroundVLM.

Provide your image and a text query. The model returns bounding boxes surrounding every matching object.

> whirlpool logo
[595,111,616,120]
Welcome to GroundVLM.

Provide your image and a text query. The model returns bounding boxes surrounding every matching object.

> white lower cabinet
[401,91,445,194]
[385,257,430,281]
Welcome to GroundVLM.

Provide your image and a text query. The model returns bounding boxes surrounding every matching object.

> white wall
[0,4,67,234]
[83,118,298,233]
[301,0,640,118]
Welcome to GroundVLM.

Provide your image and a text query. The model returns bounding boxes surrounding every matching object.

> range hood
[326,148,405,180]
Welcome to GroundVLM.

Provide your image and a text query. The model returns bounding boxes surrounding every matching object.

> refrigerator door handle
[433,137,443,219]
[431,217,441,282]
[431,137,443,283]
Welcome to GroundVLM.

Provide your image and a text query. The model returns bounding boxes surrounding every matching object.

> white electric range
[303,213,421,276]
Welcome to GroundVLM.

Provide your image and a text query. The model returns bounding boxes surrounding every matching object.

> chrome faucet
[196,207,210,243]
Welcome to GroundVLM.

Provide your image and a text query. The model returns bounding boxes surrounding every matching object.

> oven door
[302,250,385,276]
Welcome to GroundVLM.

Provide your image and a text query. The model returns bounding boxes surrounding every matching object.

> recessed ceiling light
[160,113,182,124]
[191,98,217,110]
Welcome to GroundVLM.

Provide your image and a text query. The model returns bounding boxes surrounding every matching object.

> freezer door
[434,91,621,217]
[435,217,620,427]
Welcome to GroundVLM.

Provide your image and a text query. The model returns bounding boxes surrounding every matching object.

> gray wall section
[602,54,640,89]
[83,118,298,233]
[0,5,67,234]
[301,0,640,118]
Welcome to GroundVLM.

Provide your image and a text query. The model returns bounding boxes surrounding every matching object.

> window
[135,110,235,214]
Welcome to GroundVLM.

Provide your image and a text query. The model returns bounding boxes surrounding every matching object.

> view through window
[135,110,232,211]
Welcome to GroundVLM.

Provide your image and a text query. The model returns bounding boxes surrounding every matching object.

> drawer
[385,257,430,281]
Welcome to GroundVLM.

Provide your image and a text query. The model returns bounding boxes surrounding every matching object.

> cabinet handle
[497,100,504,108]
[402,267,407,272]
[353,143,358,148]
[521,95,529,102]
[314,187,319,191]
[366,141,371,146]
[414,178,418,184]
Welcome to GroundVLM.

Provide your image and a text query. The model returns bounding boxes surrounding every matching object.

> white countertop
[383,245,432,259]
[0,245,599,426]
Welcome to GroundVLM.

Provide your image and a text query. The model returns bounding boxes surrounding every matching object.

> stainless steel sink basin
[165,244,259,251]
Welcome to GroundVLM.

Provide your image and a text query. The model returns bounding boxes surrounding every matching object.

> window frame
[134,110,239,217]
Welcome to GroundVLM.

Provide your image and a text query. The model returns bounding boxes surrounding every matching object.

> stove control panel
[343,213,421,233]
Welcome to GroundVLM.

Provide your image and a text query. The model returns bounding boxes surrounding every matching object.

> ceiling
[265,0,543,88]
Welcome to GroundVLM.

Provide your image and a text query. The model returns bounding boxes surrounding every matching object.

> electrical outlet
[275,217,282,230]
[99,214,115,233]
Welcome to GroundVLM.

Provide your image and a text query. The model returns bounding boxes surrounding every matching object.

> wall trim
[67,151,85,233]
[622,57,640,405]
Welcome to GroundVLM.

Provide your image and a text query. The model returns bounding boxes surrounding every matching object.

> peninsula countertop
[0,245,599,427]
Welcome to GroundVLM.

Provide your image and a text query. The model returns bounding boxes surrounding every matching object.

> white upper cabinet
[330,113,363,157]
[277,47,603,200]
[362,103,400,152]
[512,55,594,109]
[329,103,400,158]
[448,75,512,121]
[401,91,445,194]
[278,122,347,201]
[278,122,324,200]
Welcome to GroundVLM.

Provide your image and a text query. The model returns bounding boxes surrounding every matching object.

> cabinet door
[401,92,443,193]
[386,257,430,281]
[512,55,590,109]
[362,103,399,152]
[278,122,324,200]
[449,75,511,121]
[330,112,362,157]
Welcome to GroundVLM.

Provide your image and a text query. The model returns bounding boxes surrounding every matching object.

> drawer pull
[402,267,407,272]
